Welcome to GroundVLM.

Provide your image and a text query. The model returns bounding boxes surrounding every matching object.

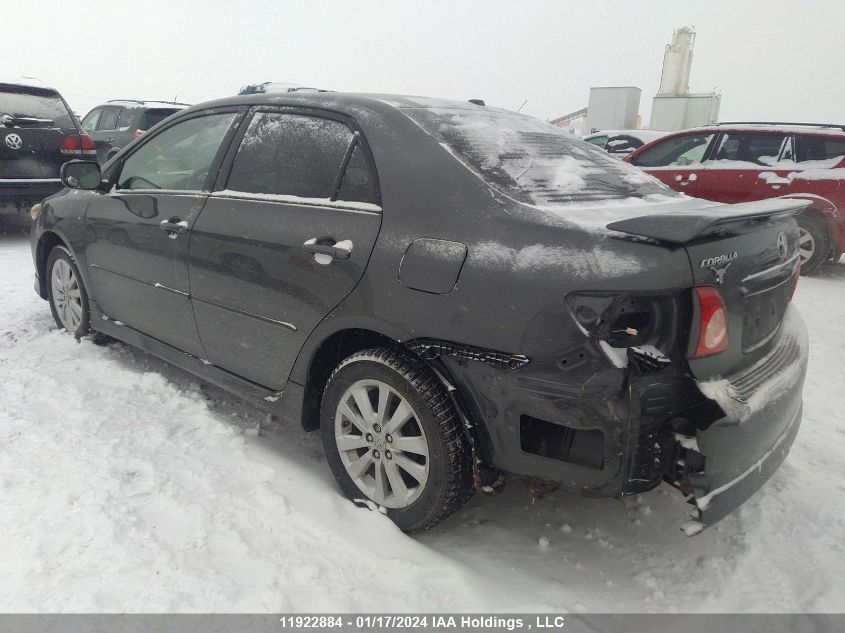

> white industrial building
[550,26,721,134]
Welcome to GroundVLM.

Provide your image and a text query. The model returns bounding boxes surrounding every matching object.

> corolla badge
[777,232,789,259]
[700,252,738,285]
[4,133,22,150]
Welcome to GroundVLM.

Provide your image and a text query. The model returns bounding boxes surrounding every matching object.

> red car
[626,123,845,273]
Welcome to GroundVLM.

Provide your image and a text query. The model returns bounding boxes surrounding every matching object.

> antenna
[516,99,527,113]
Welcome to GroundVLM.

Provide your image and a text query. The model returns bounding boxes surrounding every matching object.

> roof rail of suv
[106,99,192,107]
[717,121,845,132]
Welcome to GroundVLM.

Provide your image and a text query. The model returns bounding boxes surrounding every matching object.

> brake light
[60,134,97,156]
[690,286,728,359]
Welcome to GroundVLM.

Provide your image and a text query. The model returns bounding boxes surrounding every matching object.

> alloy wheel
[334,379,430,508]
[798,227,815,266]
[51,258,83,332]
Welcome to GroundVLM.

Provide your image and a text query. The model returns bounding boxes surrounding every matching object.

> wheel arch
[295,324,494,489]
[298,327,401,431]
[34,230,71,299]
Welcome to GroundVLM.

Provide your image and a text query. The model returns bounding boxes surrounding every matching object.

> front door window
[118,113,237,191]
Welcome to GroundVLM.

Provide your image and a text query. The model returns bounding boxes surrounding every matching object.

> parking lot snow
[1,234,844,612]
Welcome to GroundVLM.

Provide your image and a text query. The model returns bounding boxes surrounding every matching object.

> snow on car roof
[683,123,845,137]
[584,129,668,142]
[105,99,190,108]
[0,76,54,91]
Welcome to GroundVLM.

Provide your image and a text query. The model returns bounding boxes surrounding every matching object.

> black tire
[797,215,828,275]
[46,245,91,337]
[320,347,474,531]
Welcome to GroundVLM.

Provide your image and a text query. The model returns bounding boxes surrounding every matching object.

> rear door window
[118,112,237,191]
[633,133,715,167]
[335,142,379,204]
[711,132,788,166]
[97,106,122,131]
[225,111,377,204]
[0,84,75,129]
[116,108,136,131]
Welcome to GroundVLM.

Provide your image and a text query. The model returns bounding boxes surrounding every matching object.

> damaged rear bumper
[682,306,808,529]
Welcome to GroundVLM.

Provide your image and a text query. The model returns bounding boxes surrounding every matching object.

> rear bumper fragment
[684,306,808,530]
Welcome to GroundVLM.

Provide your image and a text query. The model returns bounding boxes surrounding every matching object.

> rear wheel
[320,348,473,531]
[796,215,828,275]
[47,246,90,337]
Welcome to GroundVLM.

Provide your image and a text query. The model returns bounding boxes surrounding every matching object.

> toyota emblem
[4,133,23,150]
[777,232,789,259]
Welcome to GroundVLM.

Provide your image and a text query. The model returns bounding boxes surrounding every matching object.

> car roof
[102,99,191,108]
[181,91,508,120]
[584,129,667,141]
[668,123,845,138]
[0,76,56,91]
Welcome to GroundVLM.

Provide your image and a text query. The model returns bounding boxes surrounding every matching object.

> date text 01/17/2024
[277,615,567,630]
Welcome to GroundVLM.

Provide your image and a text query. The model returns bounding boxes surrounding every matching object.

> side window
[81,109,101,132]
[606,135,643,154]
[116,108,136,131]
[118,113,237,191]
[632,134,714,167]
[98,106,122,131]
[585,135,608,148]
[794,136,845,165]
[142,108,180,131]
[712,133,788,166]
[226,112,354,199]
[336,142,378,204]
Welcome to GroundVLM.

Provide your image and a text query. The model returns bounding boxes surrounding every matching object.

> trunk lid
[607,198,807,379]
[1,83,76,180]
[0,125,68,179]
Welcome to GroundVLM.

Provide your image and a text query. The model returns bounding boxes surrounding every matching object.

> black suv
[31,92,808,533]
[1,79,93,229]
[80,100,188,165]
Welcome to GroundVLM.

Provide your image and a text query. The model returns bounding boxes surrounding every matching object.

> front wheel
[47,246,90,337]
[320,348,474,531]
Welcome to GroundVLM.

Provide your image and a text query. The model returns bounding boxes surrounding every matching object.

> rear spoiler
[606,198,810,244]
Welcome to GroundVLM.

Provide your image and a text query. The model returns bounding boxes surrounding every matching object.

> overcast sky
[6,0,844,125]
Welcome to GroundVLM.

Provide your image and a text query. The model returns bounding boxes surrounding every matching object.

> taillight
[690,286,728,359]
[60,134,97,156]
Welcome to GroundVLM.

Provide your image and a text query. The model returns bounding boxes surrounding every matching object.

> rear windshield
[142,108,180,130]
[402,107,672,207]
[0,84,75,128]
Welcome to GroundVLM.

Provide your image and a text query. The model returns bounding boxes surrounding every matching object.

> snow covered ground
[1,233,843,612]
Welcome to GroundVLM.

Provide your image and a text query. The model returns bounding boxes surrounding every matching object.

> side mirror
[61,160,102,190]
[106,147,120,161]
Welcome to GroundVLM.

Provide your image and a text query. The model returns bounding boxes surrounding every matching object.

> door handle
[159,216,189,239]
[105,137,114,143]
[675,173,698,185]
[303,238,353,264]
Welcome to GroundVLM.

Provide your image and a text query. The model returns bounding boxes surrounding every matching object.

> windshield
[0,84,75,128]
[402,107,673,207]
